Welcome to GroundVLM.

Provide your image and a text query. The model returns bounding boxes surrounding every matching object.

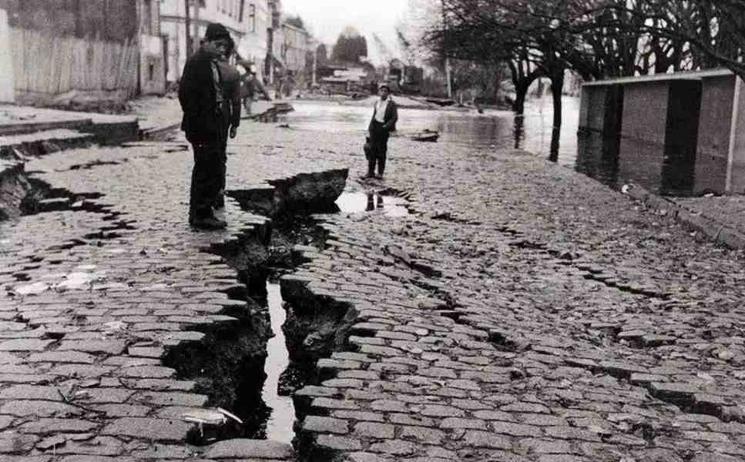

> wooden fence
[11,27,139,103]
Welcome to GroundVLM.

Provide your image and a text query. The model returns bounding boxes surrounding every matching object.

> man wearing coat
[365,83,398,179]
[178,23,232,230]
[215,38,241,209]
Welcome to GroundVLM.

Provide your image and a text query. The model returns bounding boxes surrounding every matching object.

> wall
[730,78,745,194]
[618,81,670,193]
[579,84,623,134]
[3,0,137,42]
[140,34,166,95]
[662,81,701,195]
[694,74,735,194]
[11,27,139,105]
[3,0,142,104]
[0,9,14,102]
[281,22,308,74]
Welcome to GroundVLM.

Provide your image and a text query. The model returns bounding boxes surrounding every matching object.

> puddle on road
[261,281,295,444]
[335,192,409,217]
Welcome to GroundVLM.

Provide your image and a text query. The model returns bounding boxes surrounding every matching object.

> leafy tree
[331,27,368,63]
[284,14,305,30]
[316,43,329,67]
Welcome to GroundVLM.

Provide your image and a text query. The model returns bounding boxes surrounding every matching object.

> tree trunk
[513,114,525,149]
[549,70,565,163]
[513,81,528,115]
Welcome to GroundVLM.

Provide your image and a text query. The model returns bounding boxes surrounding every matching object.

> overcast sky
[281,0,411,64]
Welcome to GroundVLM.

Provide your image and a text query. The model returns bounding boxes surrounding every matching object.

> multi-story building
[265,0,281,84]
[281,21,309,76]
[160,0,270,82]
[139,0,167,95]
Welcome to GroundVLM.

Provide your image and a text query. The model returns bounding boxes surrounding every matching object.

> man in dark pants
[178,23,232,230]
[365,83,398,179]
[215,38,241,209]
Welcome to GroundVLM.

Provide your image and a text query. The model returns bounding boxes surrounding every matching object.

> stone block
[101,417,191,442]
[204,439,294,459]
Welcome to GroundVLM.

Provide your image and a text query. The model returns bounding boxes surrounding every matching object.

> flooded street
[281,97,580,166]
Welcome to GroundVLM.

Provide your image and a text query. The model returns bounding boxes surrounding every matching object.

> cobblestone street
[0,120,744,461]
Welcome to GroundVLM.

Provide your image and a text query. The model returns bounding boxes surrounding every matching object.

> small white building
[160,0,270,82]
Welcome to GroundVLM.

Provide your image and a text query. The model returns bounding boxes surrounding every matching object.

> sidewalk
[0,107,744,461]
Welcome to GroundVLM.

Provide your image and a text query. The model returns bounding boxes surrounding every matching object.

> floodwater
[335,191,410,217]
[261,281,295,444]
[281,97,708,196]
[281,97,580,166]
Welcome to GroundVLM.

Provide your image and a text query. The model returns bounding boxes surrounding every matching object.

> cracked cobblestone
[1,113,744,461]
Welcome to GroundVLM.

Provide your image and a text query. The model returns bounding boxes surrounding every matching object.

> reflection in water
[336,192,409,217]
[575,130,620,188]
[617,137,696,196]
[282,97,580,165]
[578,129,699,196]
[262,282,294,444]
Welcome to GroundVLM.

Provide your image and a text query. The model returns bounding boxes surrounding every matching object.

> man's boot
[376,157,386,179]
[363,160,376,179]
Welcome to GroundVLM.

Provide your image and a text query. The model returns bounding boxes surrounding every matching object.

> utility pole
[184,0,192,58]
[193,0,200,52]
[312,42,318,87]
[441,0,452,99]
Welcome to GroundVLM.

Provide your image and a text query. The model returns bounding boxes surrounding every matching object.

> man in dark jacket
[239,63,271,115]
[178,23,232,230]
[365,83,398,179]
[214,38,241,209]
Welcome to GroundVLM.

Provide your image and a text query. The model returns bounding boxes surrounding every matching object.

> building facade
[139,0,167,95]
[160,0,270,82]
[280,22,309,75]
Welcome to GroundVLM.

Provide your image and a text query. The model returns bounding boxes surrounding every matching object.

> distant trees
[284,15,306,30]
[316,43,329,67]
[331,27,368,63]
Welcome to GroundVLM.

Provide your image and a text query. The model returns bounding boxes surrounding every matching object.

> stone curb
[139,122,181,141]
[624,183,745,250]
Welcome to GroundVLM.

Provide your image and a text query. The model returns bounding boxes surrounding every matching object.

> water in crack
[261,281,295,444]
[336,192,409,217]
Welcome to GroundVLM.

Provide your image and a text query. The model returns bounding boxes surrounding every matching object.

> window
[239,0,245,22]
[248,4,256,32]
[143,0,153,34]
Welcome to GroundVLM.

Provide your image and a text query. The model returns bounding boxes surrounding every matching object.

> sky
[281,0,411,64]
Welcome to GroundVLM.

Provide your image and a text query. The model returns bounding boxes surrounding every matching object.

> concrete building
[160,0,270,82]
[579,70,745,196]
[695,71,745,195]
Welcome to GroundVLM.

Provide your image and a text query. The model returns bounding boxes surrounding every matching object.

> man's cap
[205,23,231,42]
[378,82,390,90]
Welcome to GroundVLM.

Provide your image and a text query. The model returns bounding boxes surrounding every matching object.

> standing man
[178,23,232,230]
[365,83,398,179]
[215,38,241,209]
[239,64,271,116]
